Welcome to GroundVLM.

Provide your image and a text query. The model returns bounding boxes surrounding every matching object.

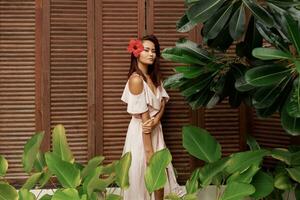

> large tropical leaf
[229,5,245,40]
[145,148,172,193]
[39,194,52,200]
[18,189,36,200]
[21,172,42,190]
[176,14,197,33]
[106,194,122,200]
[182,125,221,163]
[252,48,293,60]
[81,156,105,179]
[271,148,292,165]
[220,181,255,200]
[286,166,300,183]
[186,0,223,24]
[0,183,18,200]
[175,66,209,79]
[203,2,234,39]
[51,189,81,200]
[246,135,261,151]
[250,171,274,199]
[274,172,293,190]
[175,38,212,61]
[285,14,300,54]
[52,124,74,163]
[267,0,300,7]
[115,152,131,189]
[225,149,269,174]
[245,65,291,87]
[185,168,200,194]
[22,131,44,173]
[227,164,260,184]
[162,47,206,65]
[163,73,185,89]
[199,157,229,187]
[242,0,274,27]
[281,97,300,135]
[286,78,300,117]
[45,152,81,188]
[83,167,114,197]
[0,156,8,177]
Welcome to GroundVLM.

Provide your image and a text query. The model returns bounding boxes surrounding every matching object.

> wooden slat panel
[0,0,36,181]
[100,0,142,165]
[50,0,89,164]
[153,0,191,184]
[204,100,241,157]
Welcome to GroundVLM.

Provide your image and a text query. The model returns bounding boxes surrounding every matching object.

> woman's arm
[128,75,154,164]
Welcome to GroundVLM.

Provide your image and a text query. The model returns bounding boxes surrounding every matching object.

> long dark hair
[127,35,162,87]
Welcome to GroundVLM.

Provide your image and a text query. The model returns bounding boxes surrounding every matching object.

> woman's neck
[137,62,148,76]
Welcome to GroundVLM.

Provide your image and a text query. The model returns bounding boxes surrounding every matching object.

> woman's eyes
[144,49,156,53]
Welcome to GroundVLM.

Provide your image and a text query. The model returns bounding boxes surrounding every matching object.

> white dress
[121,77,185,200]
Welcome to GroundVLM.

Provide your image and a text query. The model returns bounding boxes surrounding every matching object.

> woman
[121,35,184,200]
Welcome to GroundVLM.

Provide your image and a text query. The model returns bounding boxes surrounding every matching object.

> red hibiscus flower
[127,39,144,57]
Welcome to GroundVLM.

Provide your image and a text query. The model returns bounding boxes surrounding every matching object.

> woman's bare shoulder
[128,73,144,95]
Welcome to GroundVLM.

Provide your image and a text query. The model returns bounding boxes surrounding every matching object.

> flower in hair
[127,39,144,57]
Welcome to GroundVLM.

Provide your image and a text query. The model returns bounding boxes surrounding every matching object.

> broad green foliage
[165,0,300,135]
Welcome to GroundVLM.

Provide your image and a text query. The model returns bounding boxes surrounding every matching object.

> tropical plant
[164,125,300,200]
[0,124,131,200]
[162,0,300,135]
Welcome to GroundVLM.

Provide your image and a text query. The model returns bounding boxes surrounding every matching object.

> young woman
[121,35,184,200]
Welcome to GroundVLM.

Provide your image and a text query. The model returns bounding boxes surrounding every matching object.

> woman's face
[138,40,156,65]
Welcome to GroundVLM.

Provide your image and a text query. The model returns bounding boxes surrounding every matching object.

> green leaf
[187,0,223,24]
[281,98,300,136]
[39,194,52,200]
[185,168,200,194]
[45,152,81,188]
[274,173,293,190]
[220,181,255,200]
[285,14,300,55]
[22,131,44,173]
[245,65,291,87]
[0,183,18,200]
[252,48,293,60]
[33,151,46,172]
[291,151,300,166]
[227,164,260,184]
[0,156,8,177]
[267,0,300,7]
[226,149,269,174]
[162,47,206,65]
[81,156,105,179]
[286,166,300,183]
[165,193,181,200]
[252,79,287,109]
[52,188,81,200]
[182,125,221,163]
[52,124,74,163]
[199,158,229,187]
[83,167,114,197]
[287,78,300,117]
[246,135,260,151]
[176,14,197,33]
[175,38,212,61]
[235,77,255,92]
[271,148,292,165]
[115,152,131,189]
[175,66,207,79]
[145,148,172,193]
[250,171,274,199]
[229,5,245,40]
[203,3,234,39]
[106,194,122,200]
[163,73,184,89]
[242,0,274,27]
[18,189,36,200]
[39,169,52,188]
[101,161,117,174]
[21,172,42,190]
[295,60,300,74]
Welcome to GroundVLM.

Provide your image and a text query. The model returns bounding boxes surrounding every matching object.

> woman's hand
[142,118,157,134]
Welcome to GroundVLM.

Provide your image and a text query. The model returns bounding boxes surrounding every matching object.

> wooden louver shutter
[96,0,144,164]
[151,0,192,184]
[0,0,36,183]
[49,0,93,164]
